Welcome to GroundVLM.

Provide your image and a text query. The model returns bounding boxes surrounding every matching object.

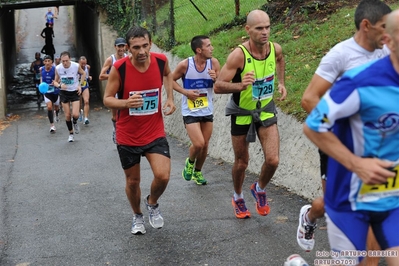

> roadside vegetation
[95,0,398,122]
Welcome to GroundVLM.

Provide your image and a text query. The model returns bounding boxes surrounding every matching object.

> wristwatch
[58,83,62,88]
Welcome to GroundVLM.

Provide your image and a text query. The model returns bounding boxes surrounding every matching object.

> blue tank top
[41,66,59,94]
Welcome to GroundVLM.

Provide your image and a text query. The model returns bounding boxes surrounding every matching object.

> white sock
[233,192,243,201]
[256,182,265,192]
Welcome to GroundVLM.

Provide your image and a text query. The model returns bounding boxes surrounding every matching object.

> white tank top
[181,57,214,117]
[56,61,80,92]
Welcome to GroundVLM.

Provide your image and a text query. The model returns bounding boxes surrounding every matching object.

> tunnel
[0,0,105,118]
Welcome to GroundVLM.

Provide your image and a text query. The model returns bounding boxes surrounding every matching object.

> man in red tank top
[103,26,176,235]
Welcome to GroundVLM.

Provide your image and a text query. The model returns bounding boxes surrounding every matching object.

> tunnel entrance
[2,1,102,114]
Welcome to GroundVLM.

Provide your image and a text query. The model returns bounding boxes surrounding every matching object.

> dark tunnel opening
[0,0,103,113]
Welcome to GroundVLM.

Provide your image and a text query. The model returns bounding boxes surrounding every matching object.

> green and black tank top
[232,42,276,125]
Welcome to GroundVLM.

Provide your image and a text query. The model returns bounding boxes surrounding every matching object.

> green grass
[154,1,399,122]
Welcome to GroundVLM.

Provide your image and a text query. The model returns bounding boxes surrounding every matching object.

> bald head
[246,10,270,27]
[385,9,399,36]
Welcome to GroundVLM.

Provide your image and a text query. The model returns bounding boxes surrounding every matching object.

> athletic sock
[234,192,244,201]
[48,110,53,123]
[256,182,265,192]
[66,120,72,131]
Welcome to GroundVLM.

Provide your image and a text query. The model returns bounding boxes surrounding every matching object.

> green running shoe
[182,158,194,181]
[192,171,207,185]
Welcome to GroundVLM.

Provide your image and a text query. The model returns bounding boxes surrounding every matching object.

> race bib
[358,164,399,201]
[252,74,274,101]
[61,77,74,85]
[129,88,159,116]
[188,90,208,111]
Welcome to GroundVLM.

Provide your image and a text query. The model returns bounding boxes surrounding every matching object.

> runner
[172,35,220,185]
[99,37,128,144]
[44,8,56,26]
[214,10,287,219]
[103,26,176,235]
[30,52,44,104]
[298,0,391,259]
[303,9,399,265]
[78,56,92,125]
[53,51,86,142]
[40,55,60,133]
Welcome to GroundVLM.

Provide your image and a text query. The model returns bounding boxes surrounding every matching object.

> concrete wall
[97,12,120,98]
[74,2,101,91]
[0,9,17,119]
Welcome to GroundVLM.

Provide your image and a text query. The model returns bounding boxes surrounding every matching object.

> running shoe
[74,122,80,134]
[131,213,146,235]
[250,182,270,216]
[231,197,251,219]
[68,134,74,142]
[145,195,164,229]
[182,158,194,181]
[297,204,316,252]
[84,118,90,125]
[192,171,207,185]
[49,125,56,133]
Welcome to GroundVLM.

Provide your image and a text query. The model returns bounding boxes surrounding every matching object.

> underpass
[0,0,105,116]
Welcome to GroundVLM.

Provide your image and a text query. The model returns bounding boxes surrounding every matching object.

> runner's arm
[274,42,287,101]
[162,58,176,116]
[99,57,112,80]
[301,74,332,113]
[214,47,252,94]
[304,125,395,185]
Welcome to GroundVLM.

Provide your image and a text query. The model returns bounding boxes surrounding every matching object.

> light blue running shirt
[306,56,399,212]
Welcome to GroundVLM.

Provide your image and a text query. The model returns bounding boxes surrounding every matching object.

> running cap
[115,37,127,46]
[43,55,52,60]
[54,54,60,59]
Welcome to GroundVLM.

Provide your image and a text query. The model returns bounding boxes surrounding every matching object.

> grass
[154,1,399,122]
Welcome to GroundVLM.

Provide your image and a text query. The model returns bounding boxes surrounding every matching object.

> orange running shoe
[250,182,270,216]
[231,197,251,219]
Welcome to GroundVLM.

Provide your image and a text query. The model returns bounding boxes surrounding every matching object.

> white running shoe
[68,134,74,142]
[49,125,56,133]
[297,204,316,252]
[131,214,146,235]
[74,123,80,134]
[284,254,310,266]
[145,195,164,229]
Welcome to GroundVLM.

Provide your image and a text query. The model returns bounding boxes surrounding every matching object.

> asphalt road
[0,103,330,266]
[0,5,330,266]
